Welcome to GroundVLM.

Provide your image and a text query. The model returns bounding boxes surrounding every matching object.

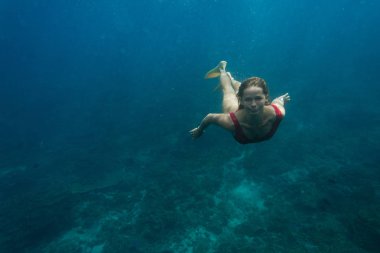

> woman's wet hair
[237,77,270,107]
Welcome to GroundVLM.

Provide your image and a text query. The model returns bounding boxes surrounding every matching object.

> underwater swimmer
[189,61,290,144]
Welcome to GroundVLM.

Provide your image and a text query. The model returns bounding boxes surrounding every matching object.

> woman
[189,61,290,144]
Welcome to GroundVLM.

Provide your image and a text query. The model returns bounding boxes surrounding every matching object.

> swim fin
[204,61,227,79]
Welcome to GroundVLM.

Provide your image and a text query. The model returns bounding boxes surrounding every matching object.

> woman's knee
[223,96,238,112]
[223,104,238,113]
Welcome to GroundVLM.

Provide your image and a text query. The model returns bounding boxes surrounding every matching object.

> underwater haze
[1,0,379,252]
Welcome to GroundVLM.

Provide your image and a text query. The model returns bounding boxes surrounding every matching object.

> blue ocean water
[0,0,379,252]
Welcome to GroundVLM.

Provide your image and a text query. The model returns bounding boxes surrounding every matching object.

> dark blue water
[1,0,379,252]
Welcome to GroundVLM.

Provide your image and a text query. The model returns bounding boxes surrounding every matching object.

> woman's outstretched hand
[273,93,291,105]
[279,93,291,104]
[189,127,203,139]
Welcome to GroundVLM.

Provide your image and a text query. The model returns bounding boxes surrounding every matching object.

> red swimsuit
[229,104,283,144]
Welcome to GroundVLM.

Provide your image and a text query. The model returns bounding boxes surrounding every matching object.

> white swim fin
[204,61,227,79]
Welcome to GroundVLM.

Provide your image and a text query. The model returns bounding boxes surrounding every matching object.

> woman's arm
[271,93,291,116]
[189,113,233,139]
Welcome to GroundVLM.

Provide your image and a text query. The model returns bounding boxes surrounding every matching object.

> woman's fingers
[189,128,200,138]
[280,93,290,103]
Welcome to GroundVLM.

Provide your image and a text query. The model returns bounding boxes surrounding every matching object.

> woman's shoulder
[264,104,277,117]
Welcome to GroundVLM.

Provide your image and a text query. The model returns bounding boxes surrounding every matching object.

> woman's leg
[205,61,239,112]
[220,70,239,113]
[226,72,241,94]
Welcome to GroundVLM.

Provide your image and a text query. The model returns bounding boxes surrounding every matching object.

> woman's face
[241,86,267,114]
